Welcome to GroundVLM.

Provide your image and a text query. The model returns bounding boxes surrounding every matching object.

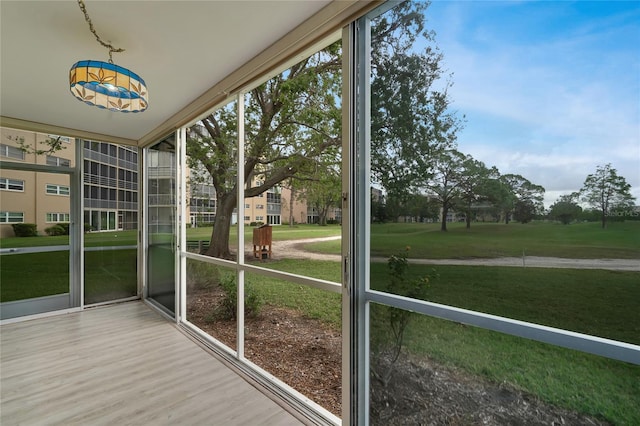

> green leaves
[580,163,635,228]
[370,2,463,200]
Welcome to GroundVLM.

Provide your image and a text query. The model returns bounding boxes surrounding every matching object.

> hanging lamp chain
[77,0,125,64]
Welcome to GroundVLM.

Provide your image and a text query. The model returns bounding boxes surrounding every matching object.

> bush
[84,223,92,233]
[371,247,433,386]
[59,223,70,235]
[11,223,37,237]
[213,273,262,320]
[45,224,66,236]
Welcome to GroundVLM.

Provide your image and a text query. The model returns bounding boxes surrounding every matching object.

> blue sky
[424,0,640,207]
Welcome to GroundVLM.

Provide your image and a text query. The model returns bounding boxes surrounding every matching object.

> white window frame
[0,177,25,192]
[46,212,70,223]
[46,155,71,167]
[46,184,70,196]
[0,143,25,160]
[0,211,24,223]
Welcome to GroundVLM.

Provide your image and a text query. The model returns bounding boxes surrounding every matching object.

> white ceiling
[0,0,331,143]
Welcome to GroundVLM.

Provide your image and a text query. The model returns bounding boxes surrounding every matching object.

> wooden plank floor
[1,302,305,426]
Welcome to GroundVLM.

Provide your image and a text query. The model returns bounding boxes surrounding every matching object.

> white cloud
[427,1,640,206]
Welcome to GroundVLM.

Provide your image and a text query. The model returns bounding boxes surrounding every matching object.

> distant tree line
[372,163,636,229]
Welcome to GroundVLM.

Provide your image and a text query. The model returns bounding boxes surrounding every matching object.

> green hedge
[12,223,37,237]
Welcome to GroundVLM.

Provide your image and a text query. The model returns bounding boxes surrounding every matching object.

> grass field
[0,249,137,303]
[0,224,341,248]
[309,221,640,259]
[371,263,640,345]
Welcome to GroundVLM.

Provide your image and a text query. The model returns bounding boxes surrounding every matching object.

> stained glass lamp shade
[69,60,148,113]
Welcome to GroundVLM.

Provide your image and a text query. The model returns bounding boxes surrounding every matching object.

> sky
[423,0,640,208]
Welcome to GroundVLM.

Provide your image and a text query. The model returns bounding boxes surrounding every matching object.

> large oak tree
[187,44,342,258]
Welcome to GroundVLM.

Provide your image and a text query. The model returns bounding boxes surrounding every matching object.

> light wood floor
[1,301,305,426]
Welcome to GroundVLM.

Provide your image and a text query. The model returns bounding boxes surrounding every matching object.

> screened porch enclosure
[1,1,639,425]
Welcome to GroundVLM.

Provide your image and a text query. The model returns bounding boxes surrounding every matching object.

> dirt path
[256,236,640,271]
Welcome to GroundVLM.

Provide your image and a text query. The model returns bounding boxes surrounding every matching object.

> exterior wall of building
[83,140,138,231]
[186,175,340,228]
[1,128,74,237]
[280,188,308,225]
[0,127,139,237]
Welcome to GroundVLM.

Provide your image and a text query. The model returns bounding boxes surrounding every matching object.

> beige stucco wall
[1,127,74,237]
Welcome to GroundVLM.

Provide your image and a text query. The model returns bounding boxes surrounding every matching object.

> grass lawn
[370,263,640,345]
[248,259,342,326]
[0,224,340,248]
[309,221,640,259]
[186,223,341,243]
[85,249,137,304]
[0,249,137,303]
[370,308,640,425]
[0,251,69,301]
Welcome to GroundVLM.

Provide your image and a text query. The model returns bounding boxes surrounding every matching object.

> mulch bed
[187,287,342,415]
[187,286,609,425]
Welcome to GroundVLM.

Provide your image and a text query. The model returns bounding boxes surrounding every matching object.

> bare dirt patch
[188,286,609,424]
[370,354,609,425]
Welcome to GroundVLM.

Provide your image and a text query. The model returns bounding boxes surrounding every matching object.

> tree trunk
[205,191,237,259]
[466,202,471,230]
[319,210,328,226]
[440,204,448,232]
[601,210,607,229]
[289,186,295,227]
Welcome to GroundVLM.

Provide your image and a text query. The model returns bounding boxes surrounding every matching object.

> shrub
[59,223,70,235]
[11,223,37,237]
[84,223,92,233]
[371,247,434,386]
[213,273,262,320]
[45,224,66,236]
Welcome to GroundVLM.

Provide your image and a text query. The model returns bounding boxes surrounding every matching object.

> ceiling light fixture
[69,0,148,113]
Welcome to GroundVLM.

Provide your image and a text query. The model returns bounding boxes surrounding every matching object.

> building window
[46,184,70,196]
[267,215,281,225]
[46,212,70,223]
[255,215,264,221]
[256,204,264,209]
[244,216,251,221]
[0,177,24,191]
[267,192,281,203]
[0,143,25,160]
[244,203,250,208]
[0,212,24,223]
[46,155,71,167]
[47,134,71,144]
